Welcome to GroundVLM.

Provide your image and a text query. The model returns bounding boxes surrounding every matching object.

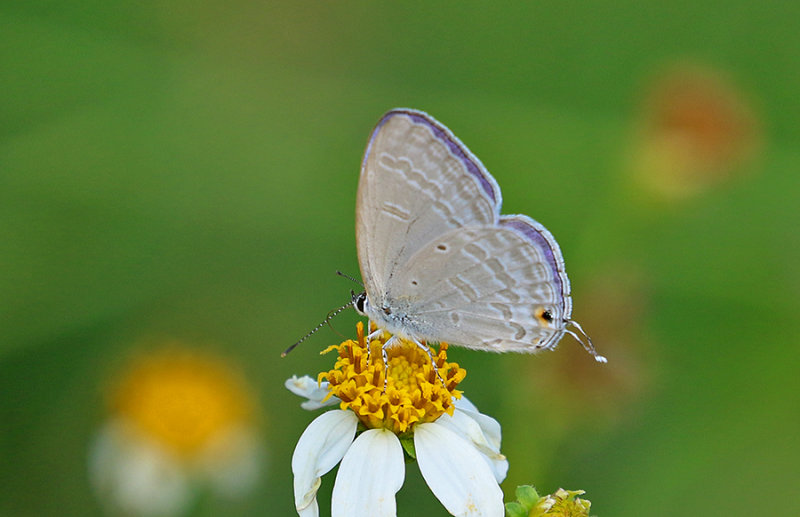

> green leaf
[399,434,416,459]
[515,485,541,508]
[505,501,528,517]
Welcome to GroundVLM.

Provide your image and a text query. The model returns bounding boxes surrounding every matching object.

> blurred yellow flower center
[111,348,254,458]
[319,322,466,435]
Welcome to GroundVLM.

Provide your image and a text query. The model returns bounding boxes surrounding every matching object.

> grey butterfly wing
[387,214,572,352]
[356,109,501,304]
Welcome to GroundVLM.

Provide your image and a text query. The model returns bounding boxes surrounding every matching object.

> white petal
[436,410,508,483]
[300,398,340,411]
[292,410,358,515]
[415,422,504,517]
[454,397,502,452]
[453,396,479,413]
[331,429,404,517]
[285,375,340,410]
[298,501,319,517]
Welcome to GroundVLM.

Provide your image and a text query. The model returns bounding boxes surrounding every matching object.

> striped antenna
[281,300,354,357]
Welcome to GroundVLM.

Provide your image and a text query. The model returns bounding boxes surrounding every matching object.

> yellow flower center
[319,322,466,435]
[533,488,592,516]
[111,347,255,458]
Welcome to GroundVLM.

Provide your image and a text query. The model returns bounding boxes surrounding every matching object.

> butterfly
[350,108,605,362]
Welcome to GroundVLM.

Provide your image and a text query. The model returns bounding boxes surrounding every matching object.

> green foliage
[2,2,799,516]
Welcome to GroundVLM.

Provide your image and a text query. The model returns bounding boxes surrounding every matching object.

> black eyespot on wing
[411,280,418,286]
[436,244,447,251]
[534,306,553,326]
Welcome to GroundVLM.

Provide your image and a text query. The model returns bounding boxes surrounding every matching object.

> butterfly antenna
[335,270,364,287]
[282,300,353,357]
[565,319,608,363]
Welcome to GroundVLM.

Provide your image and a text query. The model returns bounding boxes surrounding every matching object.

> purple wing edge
[500,214,573,337]
[362,108,502,211]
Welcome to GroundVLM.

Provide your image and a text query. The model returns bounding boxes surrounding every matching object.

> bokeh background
[2,2,799,516]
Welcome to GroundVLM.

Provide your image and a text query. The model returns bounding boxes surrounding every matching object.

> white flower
[287,328,508,517]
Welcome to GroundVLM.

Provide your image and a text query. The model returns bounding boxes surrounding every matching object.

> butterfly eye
[353,292,367,314]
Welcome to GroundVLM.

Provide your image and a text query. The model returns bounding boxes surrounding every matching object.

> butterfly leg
[365,324,385,366]
[367,327,384,341]
[380,336,399,392]
[411,339,446,388]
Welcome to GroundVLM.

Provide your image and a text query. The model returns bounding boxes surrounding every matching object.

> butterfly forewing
[356,110,501,304]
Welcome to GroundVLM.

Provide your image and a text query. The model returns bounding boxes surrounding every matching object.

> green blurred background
[2,2,798,516]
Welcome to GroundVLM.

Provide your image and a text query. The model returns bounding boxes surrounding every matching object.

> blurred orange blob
[630,63,761,200]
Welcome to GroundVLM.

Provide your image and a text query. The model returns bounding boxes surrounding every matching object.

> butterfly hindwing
[385,218,570,351]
